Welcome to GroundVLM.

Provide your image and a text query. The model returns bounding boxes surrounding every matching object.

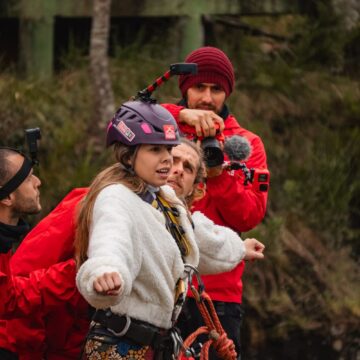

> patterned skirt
[85,339,154,359]
[84,325,155,360]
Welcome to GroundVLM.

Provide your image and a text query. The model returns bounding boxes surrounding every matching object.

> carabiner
[184,264,205,297]
[106,315,131,337]
[170,328,184,358]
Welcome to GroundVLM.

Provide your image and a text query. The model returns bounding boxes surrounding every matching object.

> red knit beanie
[179,46,235,98]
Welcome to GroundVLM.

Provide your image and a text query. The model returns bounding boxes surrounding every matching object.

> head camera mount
[135,63,197,103]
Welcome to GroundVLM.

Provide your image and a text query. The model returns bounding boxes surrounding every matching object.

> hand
[179,109,225,137]
[243,238,265,261]
[206,165,224,178]
[93,272,122,296]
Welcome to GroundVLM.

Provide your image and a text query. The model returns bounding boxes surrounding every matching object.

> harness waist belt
[93,309,167,348]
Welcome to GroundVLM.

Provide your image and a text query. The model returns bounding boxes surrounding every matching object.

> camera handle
[227,162,270,192]
[228,162,252,184]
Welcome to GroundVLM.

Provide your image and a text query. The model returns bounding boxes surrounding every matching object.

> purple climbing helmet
[106,101,180,147]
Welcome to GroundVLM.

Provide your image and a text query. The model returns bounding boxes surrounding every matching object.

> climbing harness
[178,265,238,360]
[140,190,238,359]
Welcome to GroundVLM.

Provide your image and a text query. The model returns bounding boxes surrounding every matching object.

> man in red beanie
[162,46,269,359]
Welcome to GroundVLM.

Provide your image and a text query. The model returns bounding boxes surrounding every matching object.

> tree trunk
[90,0,115,130]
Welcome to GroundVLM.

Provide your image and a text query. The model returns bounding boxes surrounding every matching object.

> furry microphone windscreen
[223,135,252,161]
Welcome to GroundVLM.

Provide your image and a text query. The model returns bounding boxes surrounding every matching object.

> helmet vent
[119,109,129,117]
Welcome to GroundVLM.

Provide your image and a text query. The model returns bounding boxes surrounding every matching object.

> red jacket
[162,104,269,303]
[0,188,89,360]
[0,251,12,286]
[0,251,15,353]
[0,259,78,318]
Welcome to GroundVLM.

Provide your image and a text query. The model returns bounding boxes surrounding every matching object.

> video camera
[222,135,270,193]
[178,130,270,192]
[25,127,41,165]
[177,122,225,168]
[201,135,224,168]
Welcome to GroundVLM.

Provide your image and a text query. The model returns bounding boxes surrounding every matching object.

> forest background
[0,0,359,359]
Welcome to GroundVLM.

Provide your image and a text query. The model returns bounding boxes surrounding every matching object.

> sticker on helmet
[117,121,135,142]
[141,123,152,134]
[163,124,176,140]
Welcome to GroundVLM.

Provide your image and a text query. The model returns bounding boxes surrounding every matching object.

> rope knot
[212,333,237,360]
[208,329,220,340]
[179,291,238,360]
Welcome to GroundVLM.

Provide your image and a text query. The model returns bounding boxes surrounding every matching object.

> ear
[126,155,132,165]
[0,194,14,207]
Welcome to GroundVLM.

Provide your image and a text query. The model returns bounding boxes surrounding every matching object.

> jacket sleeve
[4,188,88,355]
[76,186,142,309]
[0,259,78,318]
[161,104,184,123]
[0,252,12,315]
[205,134,268,232]
[161,104,196,136]
[10,188,89,275]
[192,211,245,275]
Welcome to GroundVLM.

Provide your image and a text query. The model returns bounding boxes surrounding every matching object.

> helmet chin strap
[130,146,140,174]
[118,162,135,175]
[119,145,139,176]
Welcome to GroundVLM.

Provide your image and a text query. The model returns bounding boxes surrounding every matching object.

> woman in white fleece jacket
[75,101,264,360]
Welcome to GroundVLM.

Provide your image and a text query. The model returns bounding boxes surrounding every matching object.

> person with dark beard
[162,46,269,359]
[0,148,41,272]
[0,148,41,360]
[0,148,78,359]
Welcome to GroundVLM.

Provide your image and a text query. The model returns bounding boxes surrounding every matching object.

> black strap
[0,156,33,200]
[93,309,166,348]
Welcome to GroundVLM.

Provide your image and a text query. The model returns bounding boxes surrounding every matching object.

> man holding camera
[163,46,269,359]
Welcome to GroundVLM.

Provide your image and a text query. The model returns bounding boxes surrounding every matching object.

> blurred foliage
[215,6,360,358]
[1,4,360,359]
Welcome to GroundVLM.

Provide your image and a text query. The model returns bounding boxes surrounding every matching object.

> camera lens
[201,137,224,168]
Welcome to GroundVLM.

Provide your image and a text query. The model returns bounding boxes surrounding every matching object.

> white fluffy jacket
[76,184,245,329]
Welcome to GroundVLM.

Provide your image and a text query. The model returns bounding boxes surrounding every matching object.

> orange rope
[178,288,238,360]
